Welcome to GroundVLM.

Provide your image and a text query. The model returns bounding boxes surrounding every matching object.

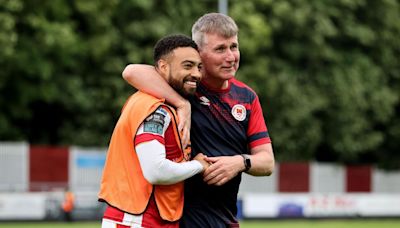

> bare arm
[122,64,187,108]
[122,64,191,147]
[203,143,275,186]
[246,143,275,176]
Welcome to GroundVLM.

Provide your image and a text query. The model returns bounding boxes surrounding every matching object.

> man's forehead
[203,33,238,46]
[171,47,200,62]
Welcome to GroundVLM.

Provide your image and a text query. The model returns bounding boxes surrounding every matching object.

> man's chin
[182,85,197,96]
[183,90,196,97]
[218,74,235,81]
[218,70,236,79]
[177,89,195,98]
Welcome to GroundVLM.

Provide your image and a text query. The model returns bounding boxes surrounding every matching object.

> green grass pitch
[0,219,400,228]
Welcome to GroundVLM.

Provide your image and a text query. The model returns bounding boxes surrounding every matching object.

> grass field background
[1,219,400,228]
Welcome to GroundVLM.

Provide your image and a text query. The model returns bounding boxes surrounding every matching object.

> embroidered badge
[143,111,165,135]
[231,104,246,121]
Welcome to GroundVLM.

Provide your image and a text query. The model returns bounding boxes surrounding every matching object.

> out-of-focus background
[1,0,400,225]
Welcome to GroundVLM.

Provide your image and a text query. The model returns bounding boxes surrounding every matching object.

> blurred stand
[0,142,400,221]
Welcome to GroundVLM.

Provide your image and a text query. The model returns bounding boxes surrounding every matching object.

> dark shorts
[179,206,239,228]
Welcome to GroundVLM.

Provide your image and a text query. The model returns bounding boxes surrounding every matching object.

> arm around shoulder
[122,64,159,91]
[122,63,192,147]
[122,64,189,117]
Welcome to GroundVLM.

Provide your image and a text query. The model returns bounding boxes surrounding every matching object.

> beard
[168,71,198,97]
[168,75,189,97]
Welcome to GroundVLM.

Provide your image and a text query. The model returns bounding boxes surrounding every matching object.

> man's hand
[192,153,210,173]
[202,155,244,186]
[177,100,191,149]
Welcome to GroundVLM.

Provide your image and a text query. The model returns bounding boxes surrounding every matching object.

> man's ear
[157,59,169,75]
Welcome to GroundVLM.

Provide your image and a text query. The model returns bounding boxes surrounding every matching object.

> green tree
[1,0,399,169]
[0,0,217,146]
[230,0,400,168]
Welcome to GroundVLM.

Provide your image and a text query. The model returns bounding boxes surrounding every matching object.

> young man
[98,34,208,228]
[122,13,275,227]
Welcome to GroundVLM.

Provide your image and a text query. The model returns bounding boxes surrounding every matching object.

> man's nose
[225,49,235,62]
[192,67,202,80]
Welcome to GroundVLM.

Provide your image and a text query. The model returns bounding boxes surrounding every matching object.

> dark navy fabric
[180,78,270,227]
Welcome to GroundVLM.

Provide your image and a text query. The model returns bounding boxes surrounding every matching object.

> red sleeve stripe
[249,137,271,148]
[135,133,165,146]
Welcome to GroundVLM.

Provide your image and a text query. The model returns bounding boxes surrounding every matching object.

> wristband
[241,154,251,172]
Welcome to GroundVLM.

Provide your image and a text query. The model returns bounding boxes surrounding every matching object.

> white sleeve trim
[136,140,203,185]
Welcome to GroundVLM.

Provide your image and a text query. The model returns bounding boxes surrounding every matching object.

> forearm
[122,64,187,107]
[246,143,275,176]
[136,140,203,185]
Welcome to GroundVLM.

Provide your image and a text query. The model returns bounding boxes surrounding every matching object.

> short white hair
[191,13,238,48]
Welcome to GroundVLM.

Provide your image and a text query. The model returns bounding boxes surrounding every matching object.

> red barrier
[29,146,69,191]
[346,165,372,192]
[279,162,310,192]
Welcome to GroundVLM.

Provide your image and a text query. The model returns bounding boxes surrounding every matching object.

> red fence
[29,146,69,191]
[0,142,385,193]
[279,162,310,192]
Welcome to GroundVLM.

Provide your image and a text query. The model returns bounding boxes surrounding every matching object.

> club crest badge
[231,104,246,121]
